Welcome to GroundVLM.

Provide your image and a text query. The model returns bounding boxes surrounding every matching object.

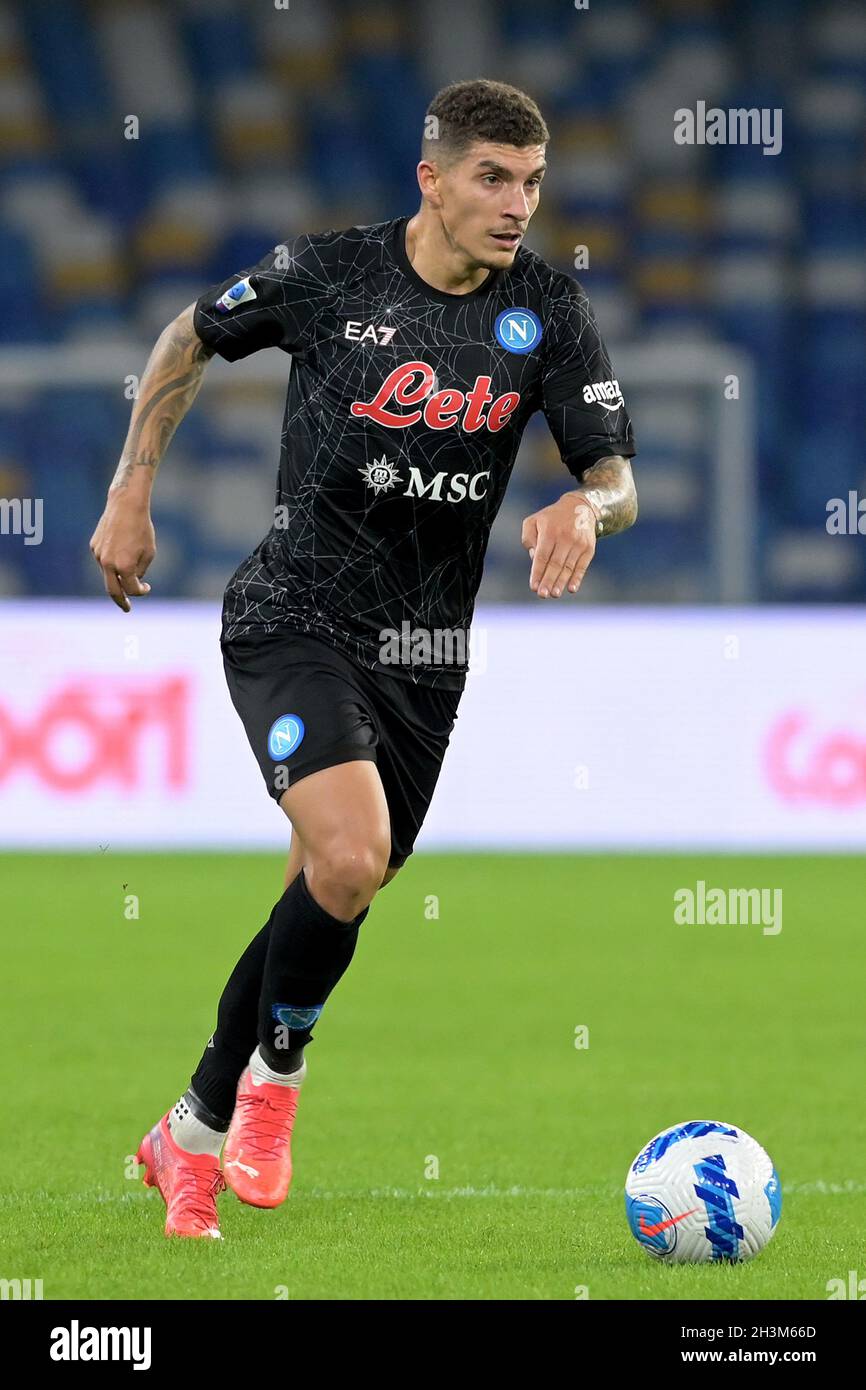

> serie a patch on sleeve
[215,277,258,313]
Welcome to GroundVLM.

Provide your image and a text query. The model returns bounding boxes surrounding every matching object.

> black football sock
[188,918,273,1125]
[189,871,370,1115]
[257,869,368,1071]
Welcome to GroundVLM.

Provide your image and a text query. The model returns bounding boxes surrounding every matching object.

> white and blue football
[625,1120,782,1263]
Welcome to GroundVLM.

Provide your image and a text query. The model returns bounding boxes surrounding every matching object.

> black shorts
[222,631,462,868]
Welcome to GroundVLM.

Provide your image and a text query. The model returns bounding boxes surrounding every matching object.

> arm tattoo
[574,455,638,537]
[110,310,214,493]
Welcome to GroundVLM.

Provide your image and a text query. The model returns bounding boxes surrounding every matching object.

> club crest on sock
[271,1004,324,1030]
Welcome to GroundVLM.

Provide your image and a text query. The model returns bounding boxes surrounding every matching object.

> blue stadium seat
[0,226,49,341]
[182,11,258,84]
[18,2,110,124]
[0,0,863,601]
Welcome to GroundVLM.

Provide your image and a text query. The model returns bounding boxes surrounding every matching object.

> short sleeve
[193,236,332,363]
[540,275,636,479]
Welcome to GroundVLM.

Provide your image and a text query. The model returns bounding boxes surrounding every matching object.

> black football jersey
[193,216,635,687]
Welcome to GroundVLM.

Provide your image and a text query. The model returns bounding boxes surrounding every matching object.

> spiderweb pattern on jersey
[195,219,634,688]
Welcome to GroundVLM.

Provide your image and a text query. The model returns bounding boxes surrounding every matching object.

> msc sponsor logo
[357,455,490,503]
[494,308,542,354]
[405,467,489,502]
[583,379,624,411]
[358,456,401,494]
[350,362,520,432]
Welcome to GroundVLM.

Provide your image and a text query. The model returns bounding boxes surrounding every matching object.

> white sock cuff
[167,1095,227,1157]
[249,1045,307,1089]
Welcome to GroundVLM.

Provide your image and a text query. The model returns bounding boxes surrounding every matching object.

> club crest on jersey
[350,361,520,432]
[494,308,542,354]
[267,714,305,760]
[215,277,257,313]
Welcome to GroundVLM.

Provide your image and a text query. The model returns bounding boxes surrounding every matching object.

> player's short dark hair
[422,79,549,164]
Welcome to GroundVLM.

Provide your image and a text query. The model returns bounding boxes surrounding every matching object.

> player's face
[437,142,547,270]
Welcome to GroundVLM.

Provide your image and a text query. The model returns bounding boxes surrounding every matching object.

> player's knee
[311,836,390,915]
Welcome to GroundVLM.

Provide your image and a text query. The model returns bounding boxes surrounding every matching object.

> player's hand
[89,497,155,612]
[521,494,598,598]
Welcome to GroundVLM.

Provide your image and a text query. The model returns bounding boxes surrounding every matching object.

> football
[625,1120,782,1263]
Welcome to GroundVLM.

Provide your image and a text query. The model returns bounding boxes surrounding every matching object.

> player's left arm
[521,454,637,598]
[525,273,638,598]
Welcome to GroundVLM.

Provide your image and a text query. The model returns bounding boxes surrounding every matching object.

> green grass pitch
[1,851,863,1301]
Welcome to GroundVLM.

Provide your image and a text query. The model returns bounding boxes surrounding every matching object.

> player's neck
[404,211,491,296]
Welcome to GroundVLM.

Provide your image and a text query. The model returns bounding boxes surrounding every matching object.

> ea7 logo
[583,379,624,411]
[344,321,397,345]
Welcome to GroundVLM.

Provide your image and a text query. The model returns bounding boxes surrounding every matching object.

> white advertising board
[0,603,863,850]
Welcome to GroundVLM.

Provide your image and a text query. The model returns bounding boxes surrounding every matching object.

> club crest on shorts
[267,714,305,760]
[494,307,542,354]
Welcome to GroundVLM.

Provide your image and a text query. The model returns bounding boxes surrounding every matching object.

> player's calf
[220,864,376,1207]
[256,866,373,1071]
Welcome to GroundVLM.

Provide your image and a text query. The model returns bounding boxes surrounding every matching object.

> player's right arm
[91,233,328,610]
[90,304,215,611]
